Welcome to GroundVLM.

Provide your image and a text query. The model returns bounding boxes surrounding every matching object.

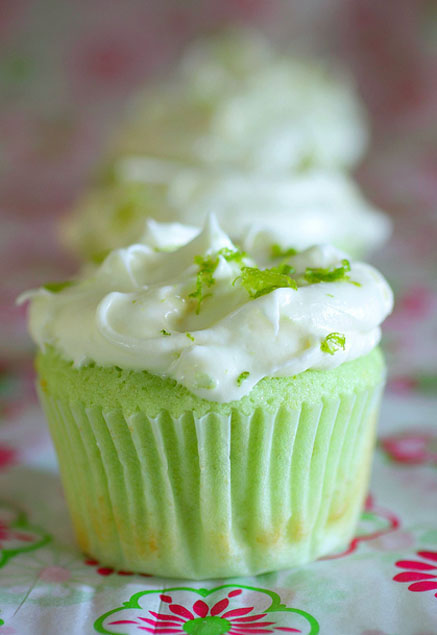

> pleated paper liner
[38,379,383,579]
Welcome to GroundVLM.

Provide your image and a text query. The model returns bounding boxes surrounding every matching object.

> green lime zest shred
[188,254,219,314]
[236,371,250,386]
[304,259,351,284]
[42,280,75,293]
[91,249,111,265]
[186,332,195,342]
[189,247,247,314]
[235,263,297,299]
[271,244,298,260]
[320,332,346,355]
[160,329,171,336]
[296,151,315,172]
[217,246,246,263]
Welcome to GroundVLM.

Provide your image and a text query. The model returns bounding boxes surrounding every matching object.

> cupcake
[109,28,368,171]
[63,167,391,264]
[61,28,391,263]
[21,216,393,579]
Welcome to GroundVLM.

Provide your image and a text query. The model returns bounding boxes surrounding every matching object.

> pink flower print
[0,503,50,568]
[321,495,400,559]
[0,0,31,39]
[84,558,151,578]
[108,590,301,634]
[0,622,16,635]
[0,109,100,216]
[0,446,17,471]
[77,39,135,83]
[388,286,436,329]
[96,586,319,635]
[386,376,417,396]
[381,432,437,466]
[0,523,34,549]
[67,26,161,103]
[39,566,72,584]
[393,551,437,598]
[398,287,434,320]
[341,0,431,124]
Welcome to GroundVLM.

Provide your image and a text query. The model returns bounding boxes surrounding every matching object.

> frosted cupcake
[109,28,368,171]
[63,167,391,264]
[61,28,391,263]
[22,217,393,579]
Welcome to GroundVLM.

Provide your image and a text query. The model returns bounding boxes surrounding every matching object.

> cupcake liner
[38,381,384,579]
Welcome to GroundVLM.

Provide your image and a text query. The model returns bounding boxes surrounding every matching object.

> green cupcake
[62,169,391,265]
[22,216,393,579]
[60,28,391,265]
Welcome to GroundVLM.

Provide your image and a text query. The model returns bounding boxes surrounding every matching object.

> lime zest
[271,244,298,260]
[217,246,246,263]
[91,249,111,265]
[189,247,247,314]
[160,329,171,336]
[304,259,351,284]
[236,371,250,386]
[186,332,195,342]
[42,280,75,293]
[320,332,346,355]
[188,254,219,314]
[296,150,315,172]
[235,263,297,299]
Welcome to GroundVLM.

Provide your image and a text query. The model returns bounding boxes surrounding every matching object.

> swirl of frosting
[24,216,393,403]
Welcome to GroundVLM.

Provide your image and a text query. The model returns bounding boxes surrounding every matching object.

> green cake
[37,346,384,578]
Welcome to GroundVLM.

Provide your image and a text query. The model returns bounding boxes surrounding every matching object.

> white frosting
[114,29,368,171]
[24,217,393,403]
[190,59,368,172]
[141,219,199,251]
[118,162,391,259]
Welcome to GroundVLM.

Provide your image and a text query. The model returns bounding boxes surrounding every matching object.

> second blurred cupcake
[61,28,391,264]
[63,166,391,264]
[109,27,369,171]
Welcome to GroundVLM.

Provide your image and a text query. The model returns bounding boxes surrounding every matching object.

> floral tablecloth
[1,1,436,633]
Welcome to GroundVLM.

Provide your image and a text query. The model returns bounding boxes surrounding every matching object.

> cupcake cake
[21,216,393,579]
[61,28,391,263]
[63,166,391,264]
[109,28,368,171]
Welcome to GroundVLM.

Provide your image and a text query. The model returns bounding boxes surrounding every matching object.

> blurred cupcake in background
[64,166,391,264]
[109,27,369,171]
[61,28,391,263]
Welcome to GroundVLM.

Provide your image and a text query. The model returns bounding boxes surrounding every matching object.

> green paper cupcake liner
[38,377,383,579]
